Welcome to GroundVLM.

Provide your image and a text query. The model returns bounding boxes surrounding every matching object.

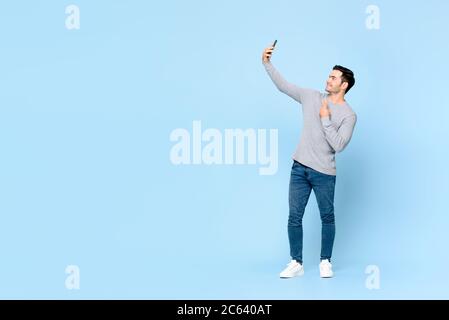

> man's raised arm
[262,44,312,104]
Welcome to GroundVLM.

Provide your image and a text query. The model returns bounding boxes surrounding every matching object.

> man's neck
[327,93,346,105]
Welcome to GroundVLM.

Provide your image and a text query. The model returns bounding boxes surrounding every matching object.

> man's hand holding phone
[262,40,277,63]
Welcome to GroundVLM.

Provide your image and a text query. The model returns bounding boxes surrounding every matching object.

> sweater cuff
[321,116,332,126]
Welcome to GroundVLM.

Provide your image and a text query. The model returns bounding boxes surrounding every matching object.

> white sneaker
[319,259,333,278]
[279,260,304,278]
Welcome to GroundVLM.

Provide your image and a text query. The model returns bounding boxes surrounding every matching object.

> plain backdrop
[0,0,448,299]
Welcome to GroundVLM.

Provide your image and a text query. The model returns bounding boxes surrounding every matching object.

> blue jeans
[288,160,336,264]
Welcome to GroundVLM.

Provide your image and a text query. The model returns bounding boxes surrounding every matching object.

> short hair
[333,65,355,94]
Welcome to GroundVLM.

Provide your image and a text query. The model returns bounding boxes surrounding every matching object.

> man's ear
[341,81,348,91]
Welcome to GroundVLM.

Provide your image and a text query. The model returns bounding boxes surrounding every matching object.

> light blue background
[0,0,448,299]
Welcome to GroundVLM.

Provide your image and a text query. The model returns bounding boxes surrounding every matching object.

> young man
[261,43,357,278]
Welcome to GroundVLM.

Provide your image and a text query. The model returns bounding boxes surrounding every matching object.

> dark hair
[333,65,355,94]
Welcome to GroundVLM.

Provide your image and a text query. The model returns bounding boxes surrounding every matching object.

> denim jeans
[288,160,336,264]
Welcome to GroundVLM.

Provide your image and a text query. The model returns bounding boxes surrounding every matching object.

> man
[261,43,357,278]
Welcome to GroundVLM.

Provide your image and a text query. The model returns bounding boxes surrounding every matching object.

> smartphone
[272,40,277,48]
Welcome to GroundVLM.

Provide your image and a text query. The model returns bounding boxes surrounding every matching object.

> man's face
[325,70,347,94]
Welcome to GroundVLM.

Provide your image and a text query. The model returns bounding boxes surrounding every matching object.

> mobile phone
[272,40,277,47]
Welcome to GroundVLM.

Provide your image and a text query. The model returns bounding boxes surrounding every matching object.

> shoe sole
[320,273,333,278]
[280,269,304,278]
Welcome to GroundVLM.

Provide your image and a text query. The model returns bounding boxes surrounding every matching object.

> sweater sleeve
[263,62,317,104]
[321,114,357,153]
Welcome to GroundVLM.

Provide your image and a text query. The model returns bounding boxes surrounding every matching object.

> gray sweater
[263,62,357,176]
